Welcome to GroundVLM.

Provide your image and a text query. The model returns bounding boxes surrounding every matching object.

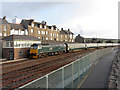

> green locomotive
[30,43,66,58]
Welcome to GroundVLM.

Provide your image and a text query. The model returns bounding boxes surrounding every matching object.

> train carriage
[67,43,86,52]
[86,43,98,48]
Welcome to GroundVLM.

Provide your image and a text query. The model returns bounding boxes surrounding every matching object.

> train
[29,43,118,59]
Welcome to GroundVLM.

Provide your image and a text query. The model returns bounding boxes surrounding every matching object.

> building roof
[60,30,73,35]
[9,23,25,30]
[0,18,9,25]
[47,25,52,29]
[64,30,73,34]
[21,19,34,29]
[34,22,40,28]
[2,35,40,41]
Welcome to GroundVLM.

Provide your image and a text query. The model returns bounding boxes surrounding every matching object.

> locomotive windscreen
[30,44,38,49]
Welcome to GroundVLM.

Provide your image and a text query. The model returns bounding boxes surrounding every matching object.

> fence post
[46,75,48,89]
[72,62,74,88]
[62,67,64,88]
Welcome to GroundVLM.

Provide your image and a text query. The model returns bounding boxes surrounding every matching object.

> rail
[18,47,115,88]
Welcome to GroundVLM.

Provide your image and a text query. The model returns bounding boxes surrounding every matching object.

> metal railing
[18,47,114,89]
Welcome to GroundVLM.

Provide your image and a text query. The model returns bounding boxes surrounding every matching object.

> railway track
[1,49,97,88]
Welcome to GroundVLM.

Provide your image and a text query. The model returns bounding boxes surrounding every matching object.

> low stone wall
[108,50,120,89]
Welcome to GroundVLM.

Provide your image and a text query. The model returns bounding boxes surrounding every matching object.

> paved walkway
[80,50,117,88]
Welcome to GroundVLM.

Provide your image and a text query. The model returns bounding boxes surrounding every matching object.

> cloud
[1,0,119,39]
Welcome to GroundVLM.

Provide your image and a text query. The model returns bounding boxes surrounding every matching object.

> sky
[0,0,120,39]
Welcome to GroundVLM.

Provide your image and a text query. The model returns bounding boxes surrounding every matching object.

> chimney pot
[3,16,6,20]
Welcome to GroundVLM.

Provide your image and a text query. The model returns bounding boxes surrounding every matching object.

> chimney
[68,29,70,31]
[41,21,47,25]
[61,28,63,31]
[3,16,6,20]
[53,25,56,27]
[78,34,80,36]
[45,22,47,25]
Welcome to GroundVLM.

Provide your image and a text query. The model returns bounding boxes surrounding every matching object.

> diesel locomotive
[29,43,117,59]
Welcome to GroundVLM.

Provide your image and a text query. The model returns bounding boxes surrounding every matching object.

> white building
[12,17,21,24]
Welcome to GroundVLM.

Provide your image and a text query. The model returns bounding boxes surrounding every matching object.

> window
[42,31,45,34]
[19,51,23,55]
[57,34,59,37]
[51,38,52,40]
[38,30,40,34]
[40,25,42,29]
[42,37,45,40]
[6,42,13,47]
[65,35,67,38]
[70,34,72,39]
[25,29,28,35]
[6,42,9,47]
[31,23,34,27]
[44,26,46,29]
[57,38,59,41]
[38,37,40,39]
[10,42,13,47]
[56,28,57,31]
[0,33,2,36]
[4,26,7,31]
[31,29,33,33]
[61,35,63,38]
[51,33,52,37]
[46,37,48,40]
[4,33,7,36]
[54,33,56,37]
[46,31,48,35]
[51,27,53,31]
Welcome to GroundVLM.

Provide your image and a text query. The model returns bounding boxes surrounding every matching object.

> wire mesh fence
[18,48,114,89]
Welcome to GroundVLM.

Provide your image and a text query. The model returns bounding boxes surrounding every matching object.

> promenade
[80,49,117,88]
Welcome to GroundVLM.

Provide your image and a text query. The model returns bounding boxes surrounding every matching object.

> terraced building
[0,16,74,42]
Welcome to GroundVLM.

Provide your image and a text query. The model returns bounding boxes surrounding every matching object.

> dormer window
[51,27,53,31]
[70,34,72,39]
[40,25,42,29]
[31,23,34,27]
[44,26,46,29]
[56,28,57,31]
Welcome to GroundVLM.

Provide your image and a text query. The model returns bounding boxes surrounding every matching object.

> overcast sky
[0,0,119,39]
